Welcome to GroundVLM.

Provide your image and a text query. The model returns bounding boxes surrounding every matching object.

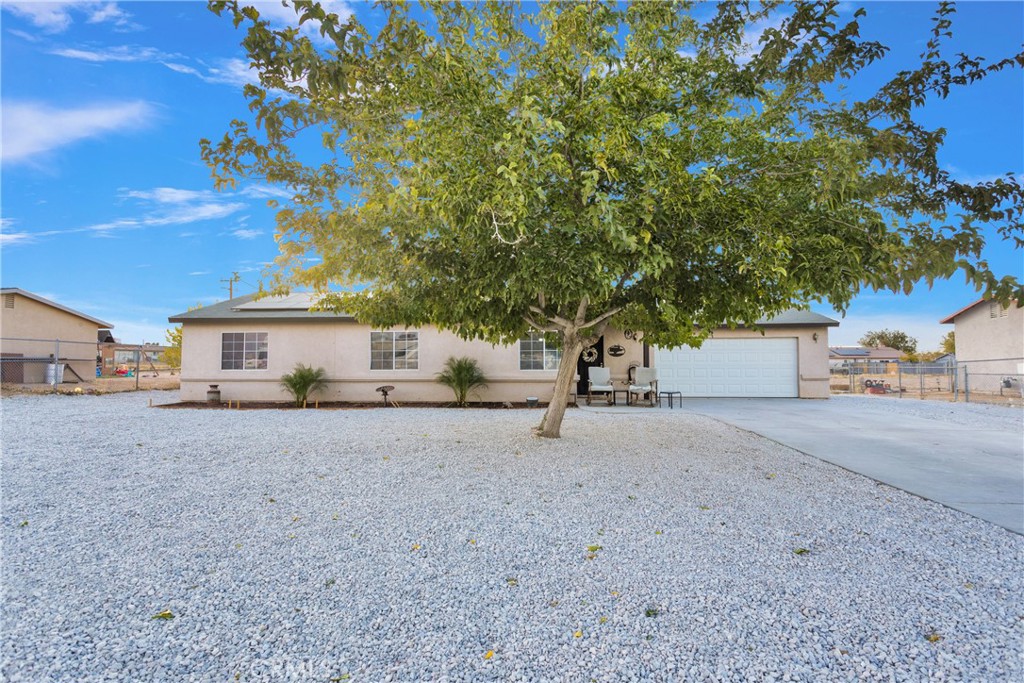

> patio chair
[628,367,658,407]
[587,366,615,405]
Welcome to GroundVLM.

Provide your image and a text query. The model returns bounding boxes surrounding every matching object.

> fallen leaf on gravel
[151,610,174,620]
[411,544,421,551]
[574,630,583,638]
[926,632,943,643]
[793,548,810,555]
[483,650,494,660]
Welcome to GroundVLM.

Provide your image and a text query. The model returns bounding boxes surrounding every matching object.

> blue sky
[1,1,1021,349]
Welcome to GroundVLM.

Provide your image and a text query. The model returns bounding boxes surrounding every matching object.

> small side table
[613,389,629,405]
[659,391,683,409]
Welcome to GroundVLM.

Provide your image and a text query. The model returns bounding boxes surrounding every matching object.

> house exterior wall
[179,321,578,403]
[652,325,831,399]
[951,302,1024,393]
[0,293,101,383]
[178,319,831,402]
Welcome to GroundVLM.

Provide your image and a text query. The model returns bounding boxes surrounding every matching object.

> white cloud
[2,2,135,34]
[161,57,261,89]
[232,228,264,240]
[122,187,214,204]
[2,100,155,164]
[0,232,35,246]
[241,184,293,200]
[189,271,212,276]
[50,45,166,62]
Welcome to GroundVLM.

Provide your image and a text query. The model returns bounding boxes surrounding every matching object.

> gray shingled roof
[170,294,837,328]
[168,293,354,323]
[753,309,839,327]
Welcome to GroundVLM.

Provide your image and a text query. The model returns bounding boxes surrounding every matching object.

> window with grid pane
[519,332,561,370]
[221,332,268,370]
[370,331,418,370]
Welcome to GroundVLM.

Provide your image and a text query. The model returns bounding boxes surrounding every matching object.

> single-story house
[940,298,1023,393]
[169,294,837,404]
[97,337,168,376]
[0,288,114,384]
[828,345,903,372]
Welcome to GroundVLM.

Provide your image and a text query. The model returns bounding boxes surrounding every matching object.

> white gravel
[2,391,1021,682]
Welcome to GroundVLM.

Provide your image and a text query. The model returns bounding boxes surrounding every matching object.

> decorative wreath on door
[581,346,599,363]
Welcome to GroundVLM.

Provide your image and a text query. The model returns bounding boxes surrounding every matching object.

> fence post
[135,346,141,391]
[919,367,924,399]
[52,338,60,393]
[898,365,902,399]
[952,365,958,402]
[964,366,970,403]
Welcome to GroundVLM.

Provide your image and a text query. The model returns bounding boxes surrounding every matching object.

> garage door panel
[654,338,798,398]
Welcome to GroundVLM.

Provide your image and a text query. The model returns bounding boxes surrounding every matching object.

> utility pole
[221,272,240,300]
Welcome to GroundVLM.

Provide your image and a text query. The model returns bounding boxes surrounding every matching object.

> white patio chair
[587,366,615,405]
[628,367,658,407]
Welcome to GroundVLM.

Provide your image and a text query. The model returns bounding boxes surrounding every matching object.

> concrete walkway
[582,398,1024,534]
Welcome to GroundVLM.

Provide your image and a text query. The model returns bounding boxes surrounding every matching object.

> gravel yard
[2,392,1021,682]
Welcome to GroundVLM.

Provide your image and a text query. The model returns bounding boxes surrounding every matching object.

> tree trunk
[537,335,584,438]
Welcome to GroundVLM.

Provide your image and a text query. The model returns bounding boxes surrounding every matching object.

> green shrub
[436,356,488,406]
[280,364,328,407]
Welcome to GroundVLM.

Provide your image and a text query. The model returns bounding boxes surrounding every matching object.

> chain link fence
[1,337,167,393]
[830,358,1024,405]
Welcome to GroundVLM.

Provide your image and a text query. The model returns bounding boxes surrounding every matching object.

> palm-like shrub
[280,364,328,407]
[436,356,488,406]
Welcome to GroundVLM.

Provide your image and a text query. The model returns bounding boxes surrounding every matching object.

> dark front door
[576,336,605,395]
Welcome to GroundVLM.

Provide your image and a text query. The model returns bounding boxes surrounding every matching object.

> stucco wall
[952,302,1024,393]
[0,294,101,383]
[179,320,832,402]
[179,321,570,403]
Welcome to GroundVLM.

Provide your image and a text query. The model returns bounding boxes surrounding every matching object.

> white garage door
[654,338,798,397]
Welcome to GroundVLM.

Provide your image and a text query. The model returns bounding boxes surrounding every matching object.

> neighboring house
[169,294,837,403]
[0,288,114,384]
[828,345,903,372]
[940,299,1024,393]
[97,339,168,376]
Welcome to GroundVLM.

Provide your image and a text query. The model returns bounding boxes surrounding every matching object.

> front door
[576,336,605,395]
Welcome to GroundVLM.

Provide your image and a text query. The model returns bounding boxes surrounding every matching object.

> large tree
[204,0,1023,437]
[859,329,918,354]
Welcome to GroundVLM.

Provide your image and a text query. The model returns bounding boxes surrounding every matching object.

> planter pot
[207,384,221,404]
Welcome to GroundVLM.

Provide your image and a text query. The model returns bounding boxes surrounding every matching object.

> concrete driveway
[675,398,1024,535]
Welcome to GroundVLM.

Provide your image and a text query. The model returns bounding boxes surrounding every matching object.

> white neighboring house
[169,294,838,404]
[940,299,1024,393]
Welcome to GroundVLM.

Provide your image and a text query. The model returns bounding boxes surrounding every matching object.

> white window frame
[221,332,269,371]
[519,332,561,371]
[370,330,419,370]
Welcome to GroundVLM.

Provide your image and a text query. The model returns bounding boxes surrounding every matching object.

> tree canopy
[859,329,918,354]
[204,0,1024,436]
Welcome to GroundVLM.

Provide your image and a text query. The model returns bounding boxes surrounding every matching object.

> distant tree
[940,330,956,354]
[859,329,917,354]
[162,303,202,370]
[162,326,182,369]
[205,1,1024,437]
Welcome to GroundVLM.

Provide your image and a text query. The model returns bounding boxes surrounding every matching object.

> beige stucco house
[941,298,1023,393]
[170,294,837,404]
[0,288,114,384]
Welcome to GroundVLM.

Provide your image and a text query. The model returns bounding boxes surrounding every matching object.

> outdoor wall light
[812,333,819,342]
